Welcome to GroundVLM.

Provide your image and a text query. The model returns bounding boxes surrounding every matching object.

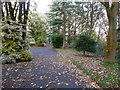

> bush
[96,41,106,56]
[29,42,36,46]
[0,52,32,64]
[0,54,20,64]
[0,20,32,62]
[36,43,44,47]
[16,52,32,61]
[74,35,97,55]
[51,34,63,48]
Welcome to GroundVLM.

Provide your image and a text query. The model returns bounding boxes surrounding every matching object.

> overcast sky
[33,0,53,15]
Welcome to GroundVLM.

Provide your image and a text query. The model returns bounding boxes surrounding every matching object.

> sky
[33,0,53,15]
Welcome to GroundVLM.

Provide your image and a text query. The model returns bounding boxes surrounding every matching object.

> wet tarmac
[2,47,88,88]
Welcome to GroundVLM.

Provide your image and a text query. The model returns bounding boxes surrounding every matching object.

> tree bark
[83,51,86,56]
[62,2,67,48]
[0,1,2,88]
[102,2,119,62]
[89,2,94,36]
[0,1,2,19]
[22,1,30,40]
[8,2,15,21]
[18,2,23,23]
[5,2,9,19]
[0,1,2,55]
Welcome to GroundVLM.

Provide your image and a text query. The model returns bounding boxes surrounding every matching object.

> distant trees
[47,1,106,48]
[28,12,46,46]
[47,1,120,63]
[75,2,105,37]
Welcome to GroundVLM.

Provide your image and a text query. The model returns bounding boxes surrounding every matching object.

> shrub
[71,40,77,48]
[74,35,97,55]
[96,41,106,56]
[2,40,19,54]
[0,52,32,64]
[0,20,32,62]
[0,54,20,64]
[29,42,36,46]
[51,34,63,48]
[36,43,44,47]
[16,52,32,61]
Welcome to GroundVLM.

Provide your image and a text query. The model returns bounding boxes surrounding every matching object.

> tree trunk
[83,51,86,56]
[74,10,77,40]
[23,1,30,40]
[5,2,9,19]
[0,1,2,88]
[89,2,94,36]
[0,1,2,55]
[62,2,67,48]
[105,2,118,62]
[0,1,2,19]
[0,0,2,90]
[18,2,23,23]
[8,2,15,21]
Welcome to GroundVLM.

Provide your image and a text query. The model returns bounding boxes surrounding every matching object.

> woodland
[0,0,120,88]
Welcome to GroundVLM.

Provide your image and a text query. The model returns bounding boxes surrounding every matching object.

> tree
[0,0,2,55]
[0,1,31,62]
[0,1,2,86]
[74,35,96,56]
[47,1,106,48]
[2,1,30,40]
[28,12,46,46]
[75,2,106,37]
[0,1,2,19]
[101,2,119,62]
[51,34,63,48]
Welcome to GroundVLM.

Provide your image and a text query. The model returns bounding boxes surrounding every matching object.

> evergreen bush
[51,34,63,48]
[74,35,97,55]
[96,41,106,56]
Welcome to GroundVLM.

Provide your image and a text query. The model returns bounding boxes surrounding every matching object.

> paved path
[2,47,90,88]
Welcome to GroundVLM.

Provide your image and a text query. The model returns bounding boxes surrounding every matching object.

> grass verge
[57,48,119,88]
[100,62,119,70]
[72,60,118,88]
[56,48,76,53]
